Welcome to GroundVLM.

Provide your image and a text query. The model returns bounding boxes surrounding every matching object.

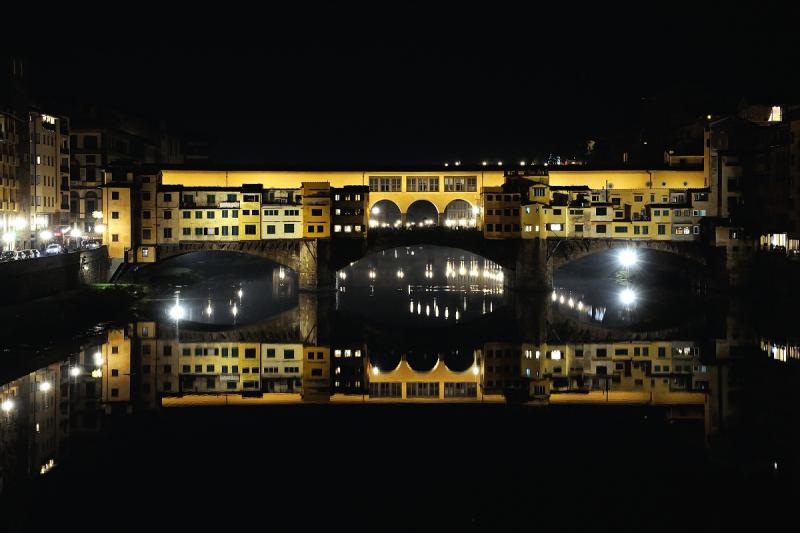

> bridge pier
[513,238,552,292]
[298,239,337,292]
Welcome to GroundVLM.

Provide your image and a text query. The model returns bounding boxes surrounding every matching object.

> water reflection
[335,246,507,326]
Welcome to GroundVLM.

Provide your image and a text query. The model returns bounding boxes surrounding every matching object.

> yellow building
[102,178,134,261]
[301,182,331,238]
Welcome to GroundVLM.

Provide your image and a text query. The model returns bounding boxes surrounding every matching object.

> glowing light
[339,271,347,280]
[94,224,105,233]
[396,269,404,279]
[471,206,480,215]
[568,297,574,308]
[551,350,562,360]
[279,267,286,280]
[552,291,558,302]
[231,304,239,317]
[577,301,584,311]
[39,230,53,240]
[13,217,26,230]
[91,369,102,378]
[481,161,488,166]
[71,228,82,238]
[237,288,243,299]
[93,351,103,366]
[39,381,52,392]
[619,288,637,306]
[169,304,185,321]
[559,295,565,304]
[618,249,638,268]
[371,206,381,215]
[205,303,213,316]
[372,366,380,375]
[472,365,480,376]
[69,367,81,377]
[520,161,526,166]
[497,161,503,166]
[1,399,14,412]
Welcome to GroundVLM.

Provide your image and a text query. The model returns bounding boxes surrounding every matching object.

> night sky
[12,5,800,166]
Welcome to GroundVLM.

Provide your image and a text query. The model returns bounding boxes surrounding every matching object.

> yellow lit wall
[103,185,133,260]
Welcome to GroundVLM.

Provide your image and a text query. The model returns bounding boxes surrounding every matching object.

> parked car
[0,251,16,262]
[45,243,64,256]
[81,240,101,250]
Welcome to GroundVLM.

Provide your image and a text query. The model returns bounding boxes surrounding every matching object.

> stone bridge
[157,239,325,291]
[154,232,725,292]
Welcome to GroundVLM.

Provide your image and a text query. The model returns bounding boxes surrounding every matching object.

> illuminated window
[768,106,782,122]
[334,225,342,232]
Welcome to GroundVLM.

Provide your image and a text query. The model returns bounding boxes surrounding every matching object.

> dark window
[245,224,257,235]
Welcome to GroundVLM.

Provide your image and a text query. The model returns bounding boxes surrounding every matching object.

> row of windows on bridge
[369,176,478,192]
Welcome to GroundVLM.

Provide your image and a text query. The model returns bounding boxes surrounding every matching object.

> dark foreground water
[0,247,798,531]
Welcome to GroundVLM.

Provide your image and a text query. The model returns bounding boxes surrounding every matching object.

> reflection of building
[519,340,709,405]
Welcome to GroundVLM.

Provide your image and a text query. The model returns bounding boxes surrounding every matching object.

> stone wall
[0,247,110,304]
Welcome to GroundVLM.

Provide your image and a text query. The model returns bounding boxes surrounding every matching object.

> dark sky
[13,4,800,166]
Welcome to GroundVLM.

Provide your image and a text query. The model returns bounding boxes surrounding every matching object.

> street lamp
[1,399,14,413]
[619,288,637,306]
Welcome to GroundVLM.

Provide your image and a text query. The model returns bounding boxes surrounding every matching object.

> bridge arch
[152,240,322,291]
[368,199,402,228]
[406,199,439,226]
[443,199,478,228]
[546,238,717,287]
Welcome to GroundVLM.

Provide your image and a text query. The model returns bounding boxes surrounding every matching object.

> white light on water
[618,249,638,268]
[169,304,185,321]
[620,288,637,306]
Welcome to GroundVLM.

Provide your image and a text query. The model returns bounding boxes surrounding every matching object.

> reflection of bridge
[151,230,723,291]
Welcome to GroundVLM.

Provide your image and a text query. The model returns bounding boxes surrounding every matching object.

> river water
[0,247,797,530]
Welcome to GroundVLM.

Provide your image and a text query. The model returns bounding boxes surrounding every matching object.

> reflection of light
[425,305,430,316]
[620,288,636,305]
[39,381,52,392]
[396,269,404,279]
[577,301,584,311]
[232,304,239,317]
[279,267,286,280]
[552,291,558,301]
[559,295,565,304]
[339,271,347,280]
[410,300,414,313]
[206,303,213,316]
[618,249,638,268]
[1,399,14,412]
[237,288,243,299]
[568,298,574,308]
[169,304,185,321]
